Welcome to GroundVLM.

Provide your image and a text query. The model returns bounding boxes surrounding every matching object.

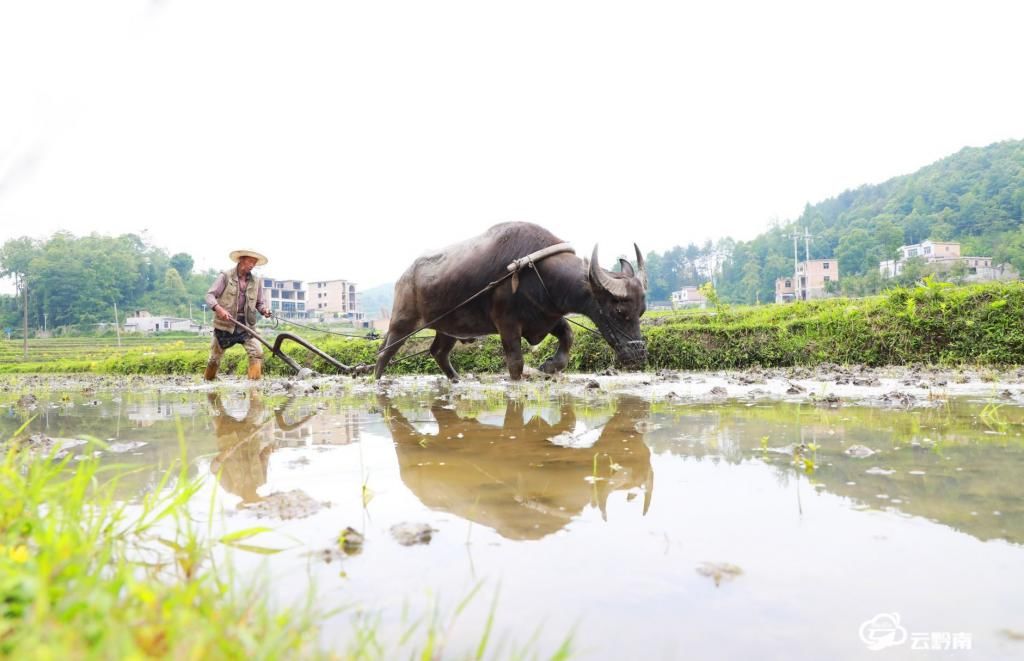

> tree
[170,253,195,279]
[739,259,761,305]
[835,228,876,275]
[0,237,39,343]
[895,256,928,286]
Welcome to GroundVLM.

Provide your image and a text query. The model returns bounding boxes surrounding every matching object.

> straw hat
[229,249,269,266]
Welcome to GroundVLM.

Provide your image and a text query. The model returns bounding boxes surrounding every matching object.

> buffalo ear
[590,245,629,298]
[618,258,635,277]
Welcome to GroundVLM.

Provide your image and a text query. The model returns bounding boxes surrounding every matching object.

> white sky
[1,0,1022,292]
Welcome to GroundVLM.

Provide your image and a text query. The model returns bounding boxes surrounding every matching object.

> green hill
[649,139,1024,304]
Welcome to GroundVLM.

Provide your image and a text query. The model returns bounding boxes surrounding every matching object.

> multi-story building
[879,241,1014,281]
[307,279,363,321]
[262,278,309,319]
[879,240,961,277]
[775,259,839,303]
[671,286,707,309]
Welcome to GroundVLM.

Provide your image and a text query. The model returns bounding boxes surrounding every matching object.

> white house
[671,286,707,308]
[123,311,202,333]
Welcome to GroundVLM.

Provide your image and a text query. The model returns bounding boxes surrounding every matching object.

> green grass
[7,281,1024,376]
[0,426,325,658]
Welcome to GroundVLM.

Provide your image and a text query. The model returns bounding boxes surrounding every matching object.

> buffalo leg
[374,324,415,379]
[497,325,525,380]
[539,318,574,375]
[429,333,459,381]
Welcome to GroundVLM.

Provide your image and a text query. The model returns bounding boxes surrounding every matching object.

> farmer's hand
[261,309,272,318]
[215,306,231,321]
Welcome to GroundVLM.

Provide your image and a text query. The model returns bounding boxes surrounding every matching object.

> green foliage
[642,281,1024,369]
[0,439,324,657]
[7,281,1024,374]
[0,232,211,331]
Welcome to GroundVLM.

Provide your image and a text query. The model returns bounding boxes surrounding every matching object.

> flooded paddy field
[3,367,1024,659]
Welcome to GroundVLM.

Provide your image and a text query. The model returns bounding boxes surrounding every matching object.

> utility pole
[21,274,28,359]
[113,301,122,348]
[791,230,800,301]
[803,228,814,299]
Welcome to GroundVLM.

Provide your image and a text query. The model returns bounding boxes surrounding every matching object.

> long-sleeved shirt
[205,270,269,319]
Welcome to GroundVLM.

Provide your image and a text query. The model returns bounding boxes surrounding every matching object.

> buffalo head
[588,244,648,368]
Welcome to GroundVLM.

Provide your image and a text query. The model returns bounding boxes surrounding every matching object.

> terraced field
[0,335,210,369]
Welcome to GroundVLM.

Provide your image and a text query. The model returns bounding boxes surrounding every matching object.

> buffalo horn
[590,245,629,298]
[618,258,635,277]
[634,244,648,291]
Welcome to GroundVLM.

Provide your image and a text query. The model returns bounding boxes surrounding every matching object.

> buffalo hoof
[538,360,565,375]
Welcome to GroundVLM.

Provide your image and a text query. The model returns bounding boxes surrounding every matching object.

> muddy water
[3,375,1024,659]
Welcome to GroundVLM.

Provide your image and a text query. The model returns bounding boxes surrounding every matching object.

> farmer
[204,249,273,381]
[208,390,272,503]
[208,390,316,503]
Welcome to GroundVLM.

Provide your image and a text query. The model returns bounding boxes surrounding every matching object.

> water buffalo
[377,394,654,539]
[375,222,648,380]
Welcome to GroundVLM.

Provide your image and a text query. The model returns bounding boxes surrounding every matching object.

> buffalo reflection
[378,395,654,540]
[208,391,316,504]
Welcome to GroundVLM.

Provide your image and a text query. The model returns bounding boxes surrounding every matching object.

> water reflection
[208,390,316,503]
[377,394,654,540]
[642,403,1024,544]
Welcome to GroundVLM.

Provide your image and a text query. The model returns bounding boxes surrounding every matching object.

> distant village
[123,276,377,335]
[666,239,1019,310]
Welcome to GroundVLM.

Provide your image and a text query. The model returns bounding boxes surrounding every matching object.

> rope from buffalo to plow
[270,314,380,340]
[375,270,518,355]
[563,315,604,338]
[523,257,605,340]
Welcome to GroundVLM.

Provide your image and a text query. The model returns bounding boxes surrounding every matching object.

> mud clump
[390,522,438,546]
[241,489,329,519]
[812,393,842,408]
[6,434,88,460]
[696,562,743,586]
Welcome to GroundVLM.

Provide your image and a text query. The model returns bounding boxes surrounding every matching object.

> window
[784,280,791,288]
[823,276,830,282]
[823,262,830,269]
[264,279,273,288]
[293,282,302,290]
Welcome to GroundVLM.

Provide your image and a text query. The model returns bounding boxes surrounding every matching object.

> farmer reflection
[207,391,315,503]
[377,395,654,540]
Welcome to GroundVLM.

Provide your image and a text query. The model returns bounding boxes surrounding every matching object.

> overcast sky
[1,0,1022,293]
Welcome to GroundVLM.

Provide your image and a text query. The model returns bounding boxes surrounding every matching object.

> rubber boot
[247,359,263,381]
[204,361,219,381]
